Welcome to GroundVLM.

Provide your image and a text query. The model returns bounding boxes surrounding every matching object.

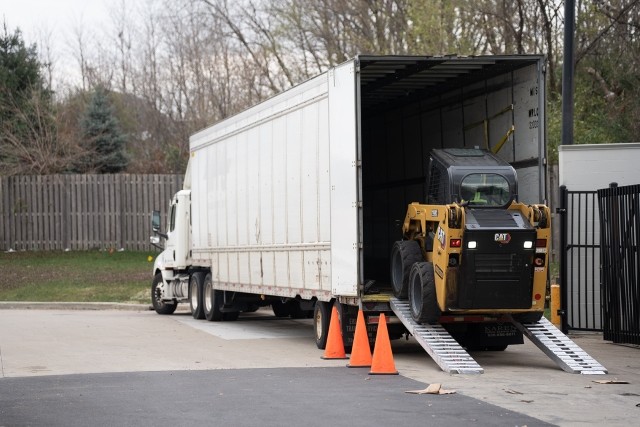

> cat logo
[495,233,511,244]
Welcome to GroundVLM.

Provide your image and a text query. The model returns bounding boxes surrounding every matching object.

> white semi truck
[149,55,606,374]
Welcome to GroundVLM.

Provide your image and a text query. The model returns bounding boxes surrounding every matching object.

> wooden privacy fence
[0,174,183,251]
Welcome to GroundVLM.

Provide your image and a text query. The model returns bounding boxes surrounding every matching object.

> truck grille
[474,253,523,281]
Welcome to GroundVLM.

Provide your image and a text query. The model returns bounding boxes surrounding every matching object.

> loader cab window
[426,161,448,204]
[460,173,510,207]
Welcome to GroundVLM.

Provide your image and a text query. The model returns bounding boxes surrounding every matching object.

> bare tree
[0,89,83,175]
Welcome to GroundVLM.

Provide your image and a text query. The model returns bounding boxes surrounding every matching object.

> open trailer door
[328,59,360,297]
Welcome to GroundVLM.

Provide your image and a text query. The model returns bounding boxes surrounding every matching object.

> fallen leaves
[592,380,629,384]
[405,383,456,395]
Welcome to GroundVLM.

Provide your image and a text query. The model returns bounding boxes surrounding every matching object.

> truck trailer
[150,55,605,374]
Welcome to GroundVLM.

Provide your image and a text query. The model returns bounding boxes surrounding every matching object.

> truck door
[328,59,359,297]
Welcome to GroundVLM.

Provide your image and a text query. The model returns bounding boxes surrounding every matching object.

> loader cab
[426,148,518,208]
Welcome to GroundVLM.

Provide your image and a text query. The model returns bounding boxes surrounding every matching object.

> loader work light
[524,241,533,249]
[468,241,477,249]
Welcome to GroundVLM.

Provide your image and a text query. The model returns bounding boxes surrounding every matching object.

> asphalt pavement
[0,305,638,426]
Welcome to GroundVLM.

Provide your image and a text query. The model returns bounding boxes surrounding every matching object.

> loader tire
[390,240,424,299]
[408,262,441,324]
[189,272,206,319]
[151,273,177,315]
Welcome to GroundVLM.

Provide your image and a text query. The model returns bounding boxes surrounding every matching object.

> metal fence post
[558,185,568,333]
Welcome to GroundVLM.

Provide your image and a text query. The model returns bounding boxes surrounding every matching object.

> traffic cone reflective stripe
[347,309,372,368]
[369,313,398,375]
[321,306,348,360]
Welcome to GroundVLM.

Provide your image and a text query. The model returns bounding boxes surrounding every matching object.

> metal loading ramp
[512,317,608,375]
[390,298,484,374]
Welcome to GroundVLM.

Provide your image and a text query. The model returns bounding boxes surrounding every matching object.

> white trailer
[151,55,548,351]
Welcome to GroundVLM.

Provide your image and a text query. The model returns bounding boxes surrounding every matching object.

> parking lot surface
[0,306,638,426]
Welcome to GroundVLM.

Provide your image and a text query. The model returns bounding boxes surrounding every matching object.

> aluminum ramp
[513,317,607,374]
[390,298,484,374]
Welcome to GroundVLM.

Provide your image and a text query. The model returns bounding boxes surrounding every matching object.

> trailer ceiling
[358,55,542,113]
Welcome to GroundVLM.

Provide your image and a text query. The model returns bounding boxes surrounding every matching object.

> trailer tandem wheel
[189,272,206,319]
[203,273,223,321]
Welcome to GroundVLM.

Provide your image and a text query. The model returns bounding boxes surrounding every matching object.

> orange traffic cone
[347,309,372,368]
[321,306,348,360]
[369,313,398,375]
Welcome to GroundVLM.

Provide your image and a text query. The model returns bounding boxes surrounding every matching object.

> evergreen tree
[0,24,61,175]
[80,87,128,173]
[0,24,44,119]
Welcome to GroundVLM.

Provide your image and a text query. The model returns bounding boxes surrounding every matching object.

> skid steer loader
[391,148,551,350]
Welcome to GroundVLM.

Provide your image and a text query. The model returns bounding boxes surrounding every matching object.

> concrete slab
[0,307,638,426]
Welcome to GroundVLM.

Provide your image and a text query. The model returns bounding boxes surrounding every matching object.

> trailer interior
[358,55,545,283]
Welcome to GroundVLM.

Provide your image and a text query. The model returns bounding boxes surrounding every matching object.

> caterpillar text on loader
[390,148,606,374]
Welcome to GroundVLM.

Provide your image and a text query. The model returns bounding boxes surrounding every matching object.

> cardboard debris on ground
[592,380,629,384]
[405,383,456,395]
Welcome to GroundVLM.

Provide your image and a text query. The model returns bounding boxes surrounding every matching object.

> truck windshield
[460,173,510,207]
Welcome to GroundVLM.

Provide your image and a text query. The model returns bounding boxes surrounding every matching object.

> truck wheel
[189,272,206,319]
[390,240,423,299]
[151,273,177,315]
[314,301,331,349]
[408,262,441,324]
[203,273,223,321]
[272,300,291,317]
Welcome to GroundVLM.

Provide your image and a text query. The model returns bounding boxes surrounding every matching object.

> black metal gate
[558,186,602,332]
[597,184,640,345]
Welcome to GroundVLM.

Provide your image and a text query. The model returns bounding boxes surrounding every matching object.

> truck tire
[272,300,291,317]
[203,273,223,321]
[189,272,206,319]
[390,240,423,299]
[408,262,441,324]
[314,301,331,349]
[151,273,177,315]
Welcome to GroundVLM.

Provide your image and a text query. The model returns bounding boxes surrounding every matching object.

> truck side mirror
[151,210,167,246]
[152,210,161,232]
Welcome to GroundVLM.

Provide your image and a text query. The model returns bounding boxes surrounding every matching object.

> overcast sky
[2,0,107,41]
[2,0,112,90]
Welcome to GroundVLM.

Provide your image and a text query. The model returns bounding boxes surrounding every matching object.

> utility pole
[562,0,575,147]
[559,0,576,334]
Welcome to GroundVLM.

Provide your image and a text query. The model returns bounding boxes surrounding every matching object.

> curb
[0,301,154,311]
